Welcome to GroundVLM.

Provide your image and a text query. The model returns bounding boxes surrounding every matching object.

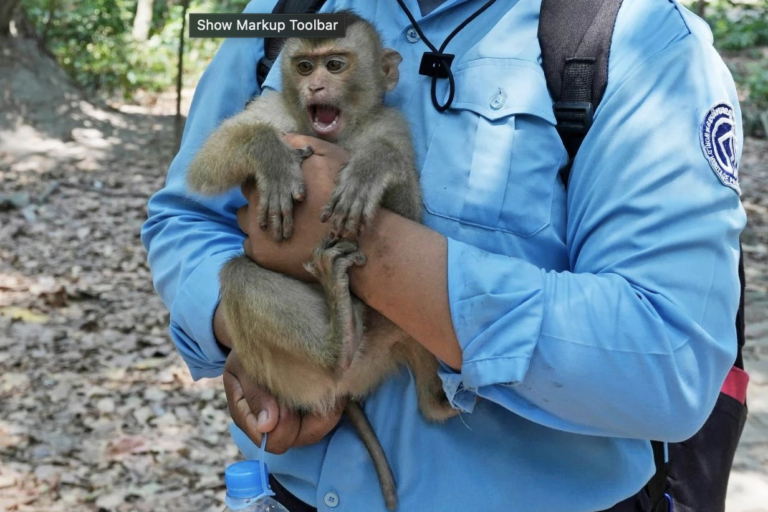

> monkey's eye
[325,59,346,73]
[297,61,314,75]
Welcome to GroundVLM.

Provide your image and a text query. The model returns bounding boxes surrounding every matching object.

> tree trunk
[697,0,706,18]
[42,0,58,46]
[132,0,155,41]
[0,0,22,36]
[174,0,190,153]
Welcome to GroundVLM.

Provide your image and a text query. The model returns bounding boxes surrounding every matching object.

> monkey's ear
[382,49,403,92]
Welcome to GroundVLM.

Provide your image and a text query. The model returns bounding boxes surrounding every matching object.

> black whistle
[418,52,455,79]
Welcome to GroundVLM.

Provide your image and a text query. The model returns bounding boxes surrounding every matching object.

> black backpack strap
[539,1,673,509]
[539,0,622,187]
[648,441,670,512]
[256,0,328,89]
[735,242,746,371]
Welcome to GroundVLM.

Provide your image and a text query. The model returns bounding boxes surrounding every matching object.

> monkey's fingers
[279,192,295,239]
[320,187,342,223]
[257,192,270,232]
[292,181,307,202]
[267,191,285,242]
[325,189,355,239]
[341,198,366,240]
[331,210,351,240]
[361,201,378,235]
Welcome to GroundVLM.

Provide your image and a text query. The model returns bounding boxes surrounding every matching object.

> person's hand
[238,134,350,281]
[223,349,345,453]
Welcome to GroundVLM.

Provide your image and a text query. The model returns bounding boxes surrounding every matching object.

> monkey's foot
[304,237,367,370]
[419,391,461,423]
[304,236,367,284]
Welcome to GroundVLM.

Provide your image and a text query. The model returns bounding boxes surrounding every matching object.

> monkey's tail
[344,401,398,511]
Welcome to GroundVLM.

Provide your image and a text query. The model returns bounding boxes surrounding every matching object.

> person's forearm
[214,305,233,350]
[349,210,463,370]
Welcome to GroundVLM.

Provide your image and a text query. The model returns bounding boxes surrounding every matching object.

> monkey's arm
[323,110,421,239]
[187,91,309,240]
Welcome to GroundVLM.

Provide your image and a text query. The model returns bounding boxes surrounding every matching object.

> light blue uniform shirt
[141,1,746,510]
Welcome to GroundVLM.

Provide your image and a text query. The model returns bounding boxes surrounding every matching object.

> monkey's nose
[308,85,325,93]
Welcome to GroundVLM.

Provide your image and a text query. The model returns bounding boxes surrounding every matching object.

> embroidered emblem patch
[700,103,739,193]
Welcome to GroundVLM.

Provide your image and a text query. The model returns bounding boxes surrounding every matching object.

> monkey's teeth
[312,116,340,132]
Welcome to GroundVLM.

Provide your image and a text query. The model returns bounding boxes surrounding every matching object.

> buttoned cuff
[439,237,545,410]
[169,249,241,380]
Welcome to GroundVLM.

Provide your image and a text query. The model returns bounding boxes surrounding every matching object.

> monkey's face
[281,22,402,142]
[290,51,357,140]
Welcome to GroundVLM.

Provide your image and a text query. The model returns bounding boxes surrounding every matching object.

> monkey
[187,11,458,511]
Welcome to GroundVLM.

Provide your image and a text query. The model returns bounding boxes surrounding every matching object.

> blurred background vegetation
[14,0,249,102]
[1,0,767,136]
[701,0,768,137]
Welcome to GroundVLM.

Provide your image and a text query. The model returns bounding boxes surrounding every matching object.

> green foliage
[705,0,768,51]
[23,0,249,99]
[743,62,768,110]
[734,60,768,137]
[692,0,768,136]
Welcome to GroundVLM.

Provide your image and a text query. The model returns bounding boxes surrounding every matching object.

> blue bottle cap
[225,460,270,499]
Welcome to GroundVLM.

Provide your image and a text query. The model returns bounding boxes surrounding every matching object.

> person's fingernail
[257,410,269,427]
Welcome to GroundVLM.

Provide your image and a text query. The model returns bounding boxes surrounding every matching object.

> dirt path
[0,39,235,512]
[0,37,767,512]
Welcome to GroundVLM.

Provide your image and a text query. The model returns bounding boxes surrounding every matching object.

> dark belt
[269,475,317,512]
[268,475,651,512]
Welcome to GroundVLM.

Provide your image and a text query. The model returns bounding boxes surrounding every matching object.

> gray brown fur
[187,11,457,511]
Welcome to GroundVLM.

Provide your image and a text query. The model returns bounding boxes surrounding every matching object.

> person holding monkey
[142,0,746,511]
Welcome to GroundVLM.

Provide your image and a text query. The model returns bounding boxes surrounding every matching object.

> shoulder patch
[700,103,740,194]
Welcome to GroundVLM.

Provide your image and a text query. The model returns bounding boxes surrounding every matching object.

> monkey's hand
[304,237,367,370]
[256,144,313,241]
[321,157,392,240]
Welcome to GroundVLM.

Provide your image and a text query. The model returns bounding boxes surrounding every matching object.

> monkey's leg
[303,237,367,370]
[344,401,398,511]
[220,255,343,373]
[397,341,461,423]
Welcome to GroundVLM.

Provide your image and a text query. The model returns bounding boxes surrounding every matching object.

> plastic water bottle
[223,460,291,512]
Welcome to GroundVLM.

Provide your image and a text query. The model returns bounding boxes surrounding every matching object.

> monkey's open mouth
[308,104,342,138]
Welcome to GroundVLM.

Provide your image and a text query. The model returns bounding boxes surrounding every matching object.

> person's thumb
[223,352,279,443]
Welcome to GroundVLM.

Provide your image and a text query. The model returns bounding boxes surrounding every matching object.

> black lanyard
[396,0,498,112]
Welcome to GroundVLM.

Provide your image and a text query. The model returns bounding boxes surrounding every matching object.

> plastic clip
[419,52,455,79]
[553,101,594,135]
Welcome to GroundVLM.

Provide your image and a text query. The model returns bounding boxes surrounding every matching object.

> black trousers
[268,475,650,512]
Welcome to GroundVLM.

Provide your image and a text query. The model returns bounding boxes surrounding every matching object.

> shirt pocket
[420,58,566,237]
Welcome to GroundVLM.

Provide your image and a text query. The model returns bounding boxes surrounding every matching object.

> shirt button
[324,491,340,508]
[406,27,420,43]
[490,88,506,110]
